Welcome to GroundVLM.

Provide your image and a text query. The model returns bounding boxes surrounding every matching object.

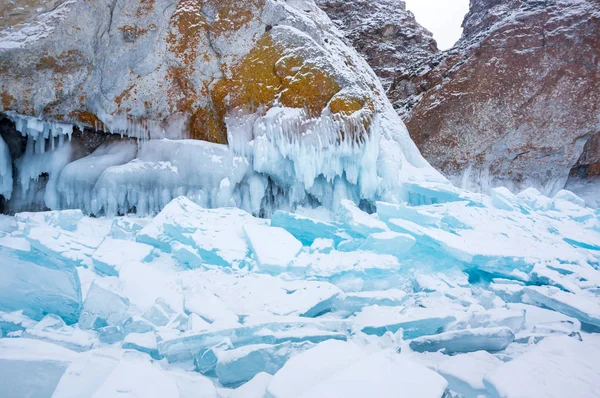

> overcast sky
[404,0,470,50]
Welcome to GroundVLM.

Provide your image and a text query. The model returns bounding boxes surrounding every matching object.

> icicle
[0,134,13,200]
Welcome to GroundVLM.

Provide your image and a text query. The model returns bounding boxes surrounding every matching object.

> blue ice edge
[0,246,82,324]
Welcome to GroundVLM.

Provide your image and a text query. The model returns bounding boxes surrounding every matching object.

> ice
[469,307,526,332]
[229,372,273,398]
[271,211,344,246]
[353,305,458,338]
[483,336,600,398]
[157,320,347,363]
[0,310,37,335]
[52,349,122,398]
[181,270,342,318]
[91,351,181,397]
[244,224,302,272]
[91,238,154,276]
[23,314,96,352]
[265,340,365,398]
[91,139,253,216]
[14,134,74,210]
[310,238,335,253]
[137,196,262,267]
[376,201,442,225]
[435,350,503,398]
[0,338,78,398]
[408,327,515,354]
[524,286,600,327]
[122,332,159,360]
[123,316,156,335]
[0,134,13,200]
[267,341,448,398]
[359,231,416,257]
[0,246,81,324]
[142,298,176,327]
[79,279,130,330]
[57,141,138,213]
[552,189,587,208]
[337,199,388,237]
[215,342,313,387]
[332,290,408,313]
[292,249,401,277]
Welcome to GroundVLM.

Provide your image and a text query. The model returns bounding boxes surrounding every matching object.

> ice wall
[0,107,447,216]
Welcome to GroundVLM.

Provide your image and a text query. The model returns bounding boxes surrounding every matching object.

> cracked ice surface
[1,184,600,397]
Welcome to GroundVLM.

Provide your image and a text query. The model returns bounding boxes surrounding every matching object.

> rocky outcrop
[0,0,388,143]
[315,0,438,91]
[0,0,444,215]
[394,0,600,194]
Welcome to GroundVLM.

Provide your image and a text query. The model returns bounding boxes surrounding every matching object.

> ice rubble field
[1,185,600,397]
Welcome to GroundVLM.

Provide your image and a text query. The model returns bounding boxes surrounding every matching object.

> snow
[483,336,600,398]
[91,238,154,276]
[244,224,302,272]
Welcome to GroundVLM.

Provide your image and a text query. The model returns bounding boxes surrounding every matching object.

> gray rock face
[394,0,600,194]
[315,0,438,91]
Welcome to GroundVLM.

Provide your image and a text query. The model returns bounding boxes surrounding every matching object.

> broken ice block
[271,211,343,245]
[267,341,448,398]
[79,279,130,330]
[524,286,600,327]
[354,306,457,338]
[409,327,514,354]
[244,224,302,272]
[376,201,442,225]
[229,372,273,398]
[23,314,96,352]
[0,246,81,324]
[436,350,503,398]
[266,340,365,398]
[483,336,600,398]
[0,338,78,398]
[470,308,526,333]
[137,197,262,267]
[194,339,232,374]
[123,332,160,360]
[92,238,154,276]
[359,231,416,257]
[292,250,401,277]
[142,298,175,327]
[337,199,388,237]
[215,342,313,387]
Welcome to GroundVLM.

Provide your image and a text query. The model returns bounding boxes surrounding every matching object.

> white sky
[404,0,470,50]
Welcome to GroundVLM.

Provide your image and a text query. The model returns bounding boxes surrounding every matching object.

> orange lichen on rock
[136,0,155,17]
[329,96,366,116]
[205,0,265,35]
[1,91,16,109]
[36,50,83,74]
[68,110,105,130]
[190,107,227,144]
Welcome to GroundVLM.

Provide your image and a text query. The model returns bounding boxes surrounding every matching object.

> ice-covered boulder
[0,245,81,324]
